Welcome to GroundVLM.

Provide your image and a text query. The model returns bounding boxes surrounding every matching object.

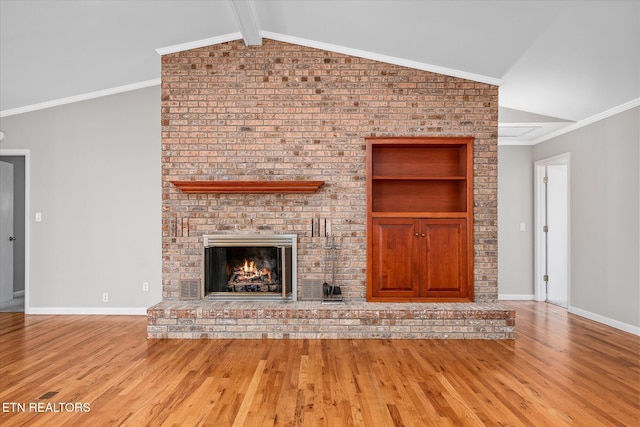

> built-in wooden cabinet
[366,137,474,302]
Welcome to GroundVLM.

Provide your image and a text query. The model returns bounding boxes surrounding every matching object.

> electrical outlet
[142,282,149,292]
[102,292,108,302]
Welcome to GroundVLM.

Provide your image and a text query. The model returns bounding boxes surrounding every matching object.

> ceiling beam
[228,0,262,46]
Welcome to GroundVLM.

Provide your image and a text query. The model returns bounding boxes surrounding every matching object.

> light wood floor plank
[0,302,638,426]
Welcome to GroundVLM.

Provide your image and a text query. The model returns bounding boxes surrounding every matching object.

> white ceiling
[1,0,638,145]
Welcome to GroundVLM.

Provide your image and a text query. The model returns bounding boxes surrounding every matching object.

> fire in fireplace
[230,256,275,292]
[203,234,297,301]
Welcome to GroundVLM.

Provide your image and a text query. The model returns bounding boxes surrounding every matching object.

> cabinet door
[371,218,420,298]
[420,219,468,298]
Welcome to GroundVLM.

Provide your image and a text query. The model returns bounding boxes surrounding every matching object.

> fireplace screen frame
[203,234,297,301]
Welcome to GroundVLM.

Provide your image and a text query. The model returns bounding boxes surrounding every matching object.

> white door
[0,160,14,303]
[545,164,568,308]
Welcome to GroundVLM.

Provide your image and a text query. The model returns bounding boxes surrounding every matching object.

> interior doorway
[1,160,15,304]
[534,153,570,308]
[0,150,29,313]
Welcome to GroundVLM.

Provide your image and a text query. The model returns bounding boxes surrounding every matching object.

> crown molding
[0,79,161,118]
[155,33,243,55]
[261,31,503,87]
[531,98,640,145]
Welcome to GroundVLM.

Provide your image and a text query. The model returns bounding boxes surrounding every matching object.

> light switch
[35,212,42,222]
[519,223,525,232]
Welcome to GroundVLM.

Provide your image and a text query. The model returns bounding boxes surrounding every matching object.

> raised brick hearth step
[147,301,515,340]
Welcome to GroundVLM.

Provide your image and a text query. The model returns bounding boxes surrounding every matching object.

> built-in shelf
[366,137,474,303]
[170,180,325,194]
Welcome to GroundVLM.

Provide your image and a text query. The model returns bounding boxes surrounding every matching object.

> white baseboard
[26,307,147,315]
[498,294,535,300]
[569,306,640,336]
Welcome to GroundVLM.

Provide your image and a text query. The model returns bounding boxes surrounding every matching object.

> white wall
[533,107,639,330]
[0,86,162,314]
[497,146,534,299]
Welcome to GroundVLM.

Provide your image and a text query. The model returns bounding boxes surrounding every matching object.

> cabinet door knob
[421,233,426,237]
[414,232,419,237]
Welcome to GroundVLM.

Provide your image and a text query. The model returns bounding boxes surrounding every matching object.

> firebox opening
[203,234,296,301]
[206,246,282,293]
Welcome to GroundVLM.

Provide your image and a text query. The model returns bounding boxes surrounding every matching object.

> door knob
[9,236,16,241]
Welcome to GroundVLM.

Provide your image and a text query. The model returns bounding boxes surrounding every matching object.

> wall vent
[180,280,200,300]
[498,125,541,138]
[300,279,323,300]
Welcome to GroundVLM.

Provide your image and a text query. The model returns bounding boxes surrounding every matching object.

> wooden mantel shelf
[170,180,325,194]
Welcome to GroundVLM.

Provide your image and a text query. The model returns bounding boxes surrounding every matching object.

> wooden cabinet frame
[366,137,474,302]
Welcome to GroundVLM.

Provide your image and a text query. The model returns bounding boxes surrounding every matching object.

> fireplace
[150,39,508,339]
[203,234,297,301]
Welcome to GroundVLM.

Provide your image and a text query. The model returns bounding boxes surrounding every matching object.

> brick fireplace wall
[161,39,498,303]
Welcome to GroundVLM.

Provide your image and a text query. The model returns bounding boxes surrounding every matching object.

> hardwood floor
[0,301,638,426]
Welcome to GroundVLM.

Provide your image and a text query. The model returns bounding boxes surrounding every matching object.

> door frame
[534,152,570,304]
[0,149,30,313]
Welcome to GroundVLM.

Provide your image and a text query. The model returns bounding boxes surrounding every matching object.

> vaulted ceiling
[1,0,638,144]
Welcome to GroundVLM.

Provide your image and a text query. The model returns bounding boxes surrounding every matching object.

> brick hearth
[147,301,515,339]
